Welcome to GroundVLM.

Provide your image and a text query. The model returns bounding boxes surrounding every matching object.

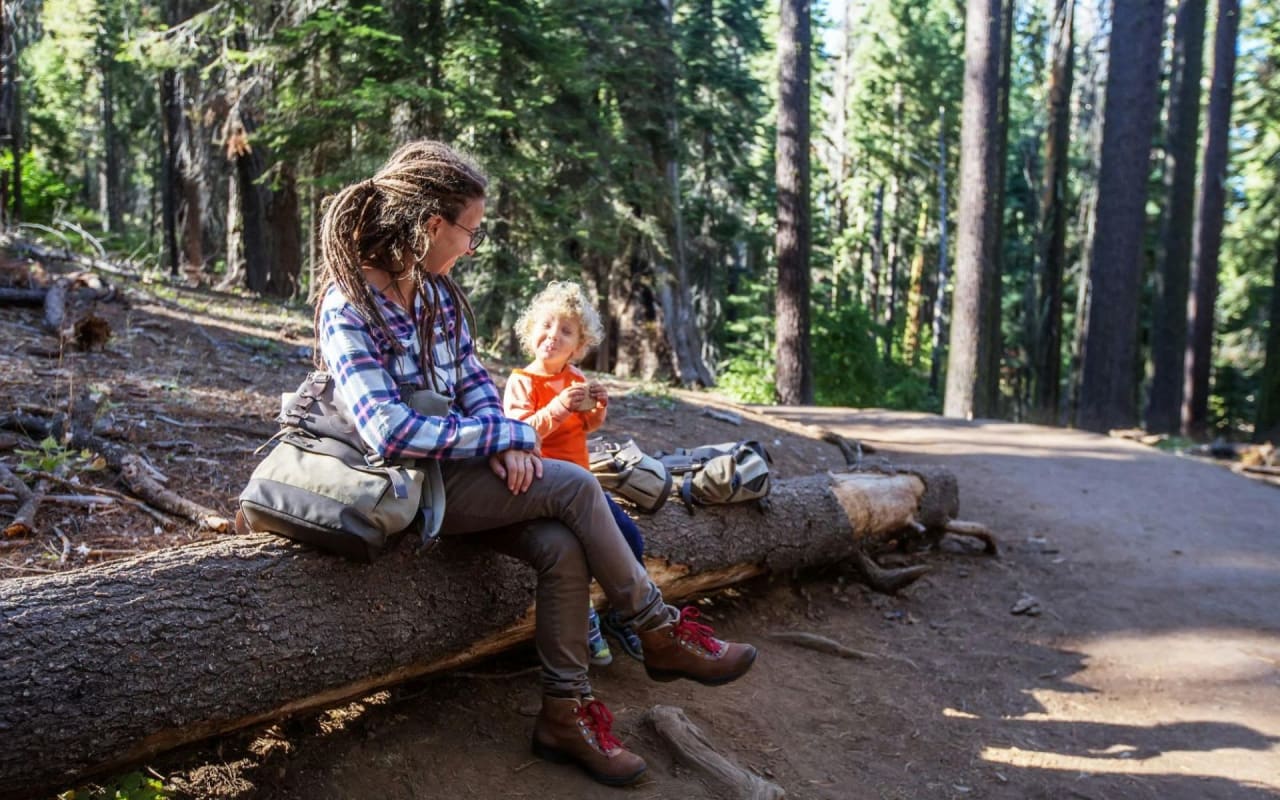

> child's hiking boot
[600,610,644,661]
[532,694,646,786]
[639,606,756,686]
[587,607,613,666]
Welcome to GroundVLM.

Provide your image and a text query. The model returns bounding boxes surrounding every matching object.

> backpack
[657,440,773,514]
[588,439,673,513]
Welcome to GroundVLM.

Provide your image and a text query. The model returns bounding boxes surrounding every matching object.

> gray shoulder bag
[238,372,449,561]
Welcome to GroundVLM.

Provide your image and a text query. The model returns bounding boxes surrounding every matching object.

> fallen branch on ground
[766,631,877,660]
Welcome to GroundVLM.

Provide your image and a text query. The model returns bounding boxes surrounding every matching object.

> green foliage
[15,437,106,477]
[811,302,884,408]
[58,770,169,800]
[717,360,776,405]
[0,151,78,223]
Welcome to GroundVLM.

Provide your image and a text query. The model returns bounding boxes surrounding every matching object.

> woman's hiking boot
[587,607,613,666]
[639,606,757,686]
[531,695,647,786]
[600,610,644,661]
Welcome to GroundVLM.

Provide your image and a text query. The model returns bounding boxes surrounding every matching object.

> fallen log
[0,468,960,797]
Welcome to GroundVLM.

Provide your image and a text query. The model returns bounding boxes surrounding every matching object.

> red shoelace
[673,606,723,656]
[577,699,623,753]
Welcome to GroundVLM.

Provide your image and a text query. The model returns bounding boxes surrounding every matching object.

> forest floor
[2,253,1279,800]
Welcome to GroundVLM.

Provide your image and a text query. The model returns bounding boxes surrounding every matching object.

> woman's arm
[319,301,537,461]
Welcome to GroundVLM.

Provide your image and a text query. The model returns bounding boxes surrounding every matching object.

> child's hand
[588,381,608,407]
[556,383,590,413]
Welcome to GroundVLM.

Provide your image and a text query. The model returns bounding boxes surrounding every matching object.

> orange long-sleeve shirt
[503,365,607,469]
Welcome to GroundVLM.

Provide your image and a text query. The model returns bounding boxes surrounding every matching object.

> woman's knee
[518,521,588,579]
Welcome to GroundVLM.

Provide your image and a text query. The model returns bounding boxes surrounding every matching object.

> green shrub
[0,150,78,224]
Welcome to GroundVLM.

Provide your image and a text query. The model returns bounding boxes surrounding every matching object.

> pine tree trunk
[984,0,1016,414]
[1029,0,1075,424]
[98,40,123,234]
[265,163,301,297]
[1075,0,1164,433]
[1256,229,1280,444]
[903,201,930,366]
[774,0,813,405]
[1147,0,1208,433]
[160,68,182,277]
[1182,0,1239,438]
[0,2,15,226]
[944,0,1004,419]
[929,108,950,398]
[0,470,961,797]
[869,182,885,319]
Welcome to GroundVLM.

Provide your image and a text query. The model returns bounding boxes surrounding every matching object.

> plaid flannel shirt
[318,282,538,462]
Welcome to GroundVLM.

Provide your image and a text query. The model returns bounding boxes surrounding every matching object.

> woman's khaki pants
[438,457,674,696]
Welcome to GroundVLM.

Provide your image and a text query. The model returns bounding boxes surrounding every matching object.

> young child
[504,281,646,666]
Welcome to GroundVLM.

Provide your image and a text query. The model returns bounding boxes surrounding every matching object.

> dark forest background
[1,0,1277,442]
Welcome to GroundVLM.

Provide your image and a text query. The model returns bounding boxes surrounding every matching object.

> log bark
[0,469,957,797]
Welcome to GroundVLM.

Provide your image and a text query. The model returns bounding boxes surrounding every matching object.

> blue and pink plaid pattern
[318,282,538,462]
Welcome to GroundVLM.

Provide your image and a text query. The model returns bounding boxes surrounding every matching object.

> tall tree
[1076,0,1164,433]
[1182,0,1241,437]
[0,0,17,223]
[1028,0,1074,423]
[1147,0,1209,433]
[1257,230,1280,443]
[944,0,1004,419]
[774,0,812,405]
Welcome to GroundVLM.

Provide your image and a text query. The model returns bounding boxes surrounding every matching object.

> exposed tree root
[766,630,876,660]
[850,546,931,594]
[644,705,785,800]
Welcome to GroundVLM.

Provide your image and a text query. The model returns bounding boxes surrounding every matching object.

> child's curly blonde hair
[516,281,605,359]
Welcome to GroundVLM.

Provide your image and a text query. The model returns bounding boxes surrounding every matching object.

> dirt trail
[763,407,1280,799]
[147,407,1280,800]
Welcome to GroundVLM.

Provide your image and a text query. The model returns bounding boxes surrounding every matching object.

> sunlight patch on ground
[979,629,1280,790]
[979,743,1279,784]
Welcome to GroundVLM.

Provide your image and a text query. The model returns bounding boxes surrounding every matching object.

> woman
[312,140,756,787]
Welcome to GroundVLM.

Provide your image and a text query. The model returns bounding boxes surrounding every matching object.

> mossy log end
[0,468,955,797]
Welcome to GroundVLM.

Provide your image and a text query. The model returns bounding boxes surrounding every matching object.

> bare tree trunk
[1076,0,1164,433]
[1182,0,1240,438]
[97,26,123,234]
[775,0,813,405]
[266,163,301,297]
[1147,0,1208,433]
[160,68,182,277]
[869,182,885,320]
[929,107,950,398]
[0,0,15,227]
[903,200,930,366]
[2,3,22,224]
[944,0,1004,419]
[1029,0,1075,424]
[1256,227,1280,444]
[984,0,1016,414]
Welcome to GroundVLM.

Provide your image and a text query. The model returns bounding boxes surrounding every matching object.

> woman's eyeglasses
[453,220,488,251]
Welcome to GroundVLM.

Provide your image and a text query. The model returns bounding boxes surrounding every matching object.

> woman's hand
[489,449,544,494]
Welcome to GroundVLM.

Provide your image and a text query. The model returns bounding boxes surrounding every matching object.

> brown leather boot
[531,695,647,786]
[639,606,757,686]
